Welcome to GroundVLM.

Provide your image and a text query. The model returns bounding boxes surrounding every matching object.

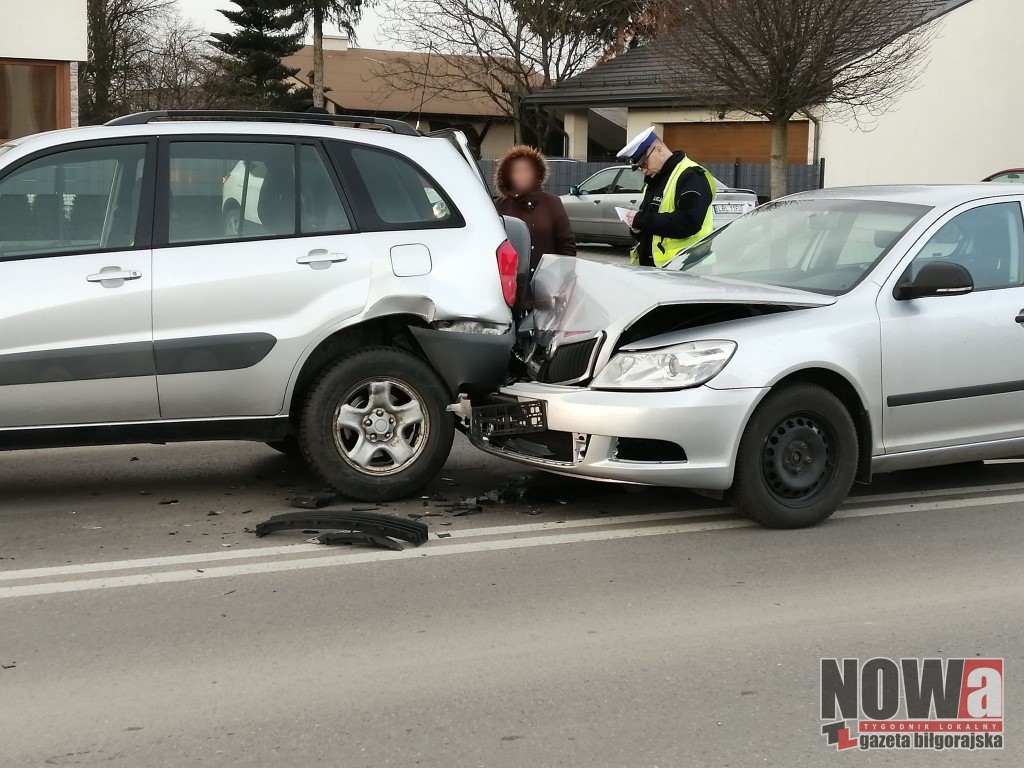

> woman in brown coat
[493,145,576,272]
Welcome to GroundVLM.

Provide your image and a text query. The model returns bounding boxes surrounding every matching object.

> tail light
[496,240,518,307]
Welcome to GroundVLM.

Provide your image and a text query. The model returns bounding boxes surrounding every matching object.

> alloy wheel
[332,378,430,476]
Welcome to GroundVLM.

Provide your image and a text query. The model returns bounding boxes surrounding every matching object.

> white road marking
[845,480,1024,505]
[7,477,1022,584]
[1,490,1022,600]
[0,508,726,583]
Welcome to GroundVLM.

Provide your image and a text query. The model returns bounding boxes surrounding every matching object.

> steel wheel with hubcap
[730,383,858,528]
[300,348,454,501]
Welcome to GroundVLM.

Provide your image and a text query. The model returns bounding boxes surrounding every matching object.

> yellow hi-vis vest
[630,157,717,268]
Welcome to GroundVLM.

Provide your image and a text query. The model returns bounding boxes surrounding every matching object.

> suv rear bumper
[411,327,513,396]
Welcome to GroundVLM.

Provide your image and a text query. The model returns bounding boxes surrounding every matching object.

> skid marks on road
[2,482,1023,600]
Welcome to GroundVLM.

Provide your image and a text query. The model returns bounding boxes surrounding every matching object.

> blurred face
[509,158,539,193]
[638,142,670,178]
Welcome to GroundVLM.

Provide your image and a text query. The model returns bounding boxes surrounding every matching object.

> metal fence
[480,157,825,200]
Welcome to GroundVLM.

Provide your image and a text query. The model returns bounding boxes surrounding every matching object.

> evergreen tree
[210,0,311,110]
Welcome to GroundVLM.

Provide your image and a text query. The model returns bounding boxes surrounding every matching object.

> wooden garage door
[663,121,809,164]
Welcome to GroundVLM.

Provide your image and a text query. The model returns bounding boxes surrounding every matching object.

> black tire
[729,383,858,529]
[266,436,300,458]
[298,347,454,502]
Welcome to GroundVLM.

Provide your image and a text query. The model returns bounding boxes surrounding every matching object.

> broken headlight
[591,340,736,390]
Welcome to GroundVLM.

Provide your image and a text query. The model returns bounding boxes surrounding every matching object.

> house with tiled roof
[525,0,1020,186]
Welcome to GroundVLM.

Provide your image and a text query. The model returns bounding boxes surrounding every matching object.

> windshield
[665,198,930,295]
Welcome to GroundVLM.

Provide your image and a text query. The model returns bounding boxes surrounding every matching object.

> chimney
[322,34,349,52]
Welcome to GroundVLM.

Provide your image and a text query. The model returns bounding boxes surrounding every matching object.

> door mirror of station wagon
[894,260,975,301]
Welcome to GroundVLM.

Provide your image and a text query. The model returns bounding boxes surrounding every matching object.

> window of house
[0,60,67,142]
[0,143,147,259]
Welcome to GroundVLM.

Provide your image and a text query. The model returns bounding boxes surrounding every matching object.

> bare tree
[80,0,174,123]
[658,0,938,198]
[378,0,649,148]
[130,15,228,111]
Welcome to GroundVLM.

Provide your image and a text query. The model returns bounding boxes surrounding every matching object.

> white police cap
[617,126,658,164]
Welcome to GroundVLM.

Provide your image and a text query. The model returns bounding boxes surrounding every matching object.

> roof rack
[105,110,420,137]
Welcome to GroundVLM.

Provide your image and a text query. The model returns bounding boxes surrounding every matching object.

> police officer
[618,127,716,268]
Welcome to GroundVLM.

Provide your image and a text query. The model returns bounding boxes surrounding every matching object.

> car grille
[489,430,576,462]
[540,336,601,384]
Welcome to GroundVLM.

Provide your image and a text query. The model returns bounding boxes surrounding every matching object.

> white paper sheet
[615,207,636,224]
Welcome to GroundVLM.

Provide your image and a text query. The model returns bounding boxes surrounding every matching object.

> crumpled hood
[531,255,835,338]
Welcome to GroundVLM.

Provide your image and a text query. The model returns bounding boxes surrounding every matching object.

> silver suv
[0,110,519,501]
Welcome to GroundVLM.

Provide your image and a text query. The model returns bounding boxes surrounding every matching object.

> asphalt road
[2,245,1020,766]
[2,435,1023,767]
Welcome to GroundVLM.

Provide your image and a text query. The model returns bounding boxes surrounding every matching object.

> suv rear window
[326,142,463,231]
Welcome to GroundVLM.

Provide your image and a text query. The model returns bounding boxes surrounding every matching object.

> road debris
[253,510,429,548]
[290,494,336,509]
[312,531,405,551]
[158,499,179,506]
[1,662,15,670]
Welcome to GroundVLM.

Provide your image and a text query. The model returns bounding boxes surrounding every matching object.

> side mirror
[894,261,974,301]
[568,185,582,197]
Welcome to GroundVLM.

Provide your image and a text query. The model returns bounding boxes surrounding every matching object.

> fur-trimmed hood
[494,145,548,198]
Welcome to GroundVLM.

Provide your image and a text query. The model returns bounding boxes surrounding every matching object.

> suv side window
[299,145,351,234]
[910,202,1024,290]
[166,141,295,244]
[578,169,620,195]
[327,142,460,230]
[0,143,147,259]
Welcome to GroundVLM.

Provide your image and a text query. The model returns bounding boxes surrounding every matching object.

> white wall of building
[820,0,1022,186]
[0,0,88,62]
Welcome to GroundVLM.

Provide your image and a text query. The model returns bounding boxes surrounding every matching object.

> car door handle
[86,268,142,283]
[1016,309,1024,324]
[629,199,638,204]
[593,200,602,205]
[297,249,348,266]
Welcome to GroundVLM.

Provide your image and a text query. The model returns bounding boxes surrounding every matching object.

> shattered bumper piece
[313,531,404,551]
[253,511,429,546]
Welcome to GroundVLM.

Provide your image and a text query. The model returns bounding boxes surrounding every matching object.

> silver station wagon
[471,185,1024,528]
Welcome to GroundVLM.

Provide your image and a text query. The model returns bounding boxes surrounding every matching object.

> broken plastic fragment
[314,531,404,551]
[291,494,336,509]
[253,511,428,546]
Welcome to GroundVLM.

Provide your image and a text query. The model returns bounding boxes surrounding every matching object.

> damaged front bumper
[468,381,767,491]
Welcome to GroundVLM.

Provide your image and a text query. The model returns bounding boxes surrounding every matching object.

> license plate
[471,399,547,440]
[714,204,745,214]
